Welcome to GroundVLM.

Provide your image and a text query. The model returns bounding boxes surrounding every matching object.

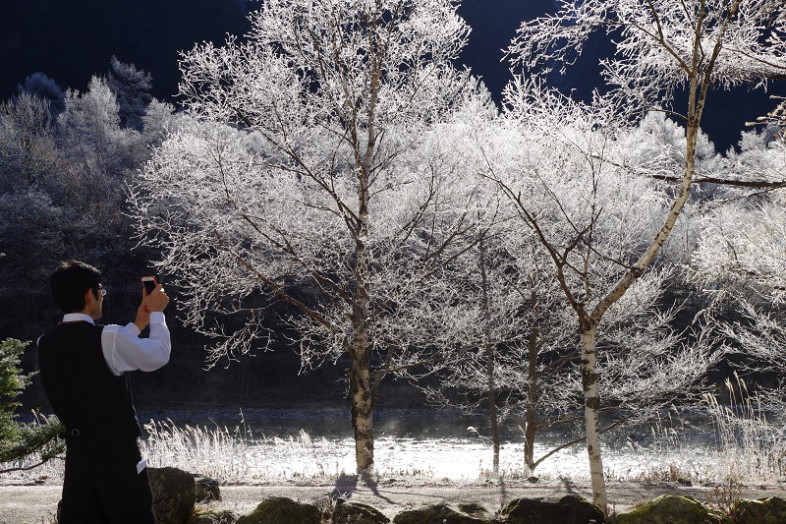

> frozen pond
[135,408,730,483]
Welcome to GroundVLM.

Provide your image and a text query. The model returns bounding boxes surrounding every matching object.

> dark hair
[50,260,102,313]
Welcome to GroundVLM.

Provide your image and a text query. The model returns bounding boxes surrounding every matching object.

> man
[37,260,171,523]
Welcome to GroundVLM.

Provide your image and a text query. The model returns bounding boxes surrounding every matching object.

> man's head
[50,260,103,316]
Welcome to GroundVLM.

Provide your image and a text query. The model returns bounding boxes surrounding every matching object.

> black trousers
[59,442,155,524]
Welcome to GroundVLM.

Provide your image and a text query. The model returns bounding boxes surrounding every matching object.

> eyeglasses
[97,285,107,297]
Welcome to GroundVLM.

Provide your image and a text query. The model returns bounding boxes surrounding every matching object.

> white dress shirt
[60,312,171,376]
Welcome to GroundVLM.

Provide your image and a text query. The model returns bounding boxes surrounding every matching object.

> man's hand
[145,284,170,313]
[134,284,170,331]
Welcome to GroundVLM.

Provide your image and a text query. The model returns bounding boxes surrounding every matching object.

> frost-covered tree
[503,0,786,510]
[426,234,713,475]
[16,72,65,115]
[420,221,573,474]
[0,93,59,189]
[0,94,65,334]
[57,77,162,259]
[731,108,786,189]
[59,77,126,177]
[106,56,154,131]
[130,0,493,474]
[690,126,786,395]
[443,105,715,477]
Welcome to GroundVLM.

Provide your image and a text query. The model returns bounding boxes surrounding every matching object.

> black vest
[37,322,142,450]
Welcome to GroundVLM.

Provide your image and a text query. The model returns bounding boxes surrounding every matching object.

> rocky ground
[2,476,784,523]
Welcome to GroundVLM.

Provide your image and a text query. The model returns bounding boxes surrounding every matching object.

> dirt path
[2,479,784,523]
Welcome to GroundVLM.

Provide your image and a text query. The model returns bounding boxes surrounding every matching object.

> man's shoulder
[39,322,105,342]
[98,323,124,333]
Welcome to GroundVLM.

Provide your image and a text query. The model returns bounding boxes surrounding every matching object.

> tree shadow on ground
[561,475,578,494]
[330,472,394,504]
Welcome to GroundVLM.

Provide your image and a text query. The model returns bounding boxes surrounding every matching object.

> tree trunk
[485,342,500,473]
[479,238,500,473]
[350,266,374,473]
[349,339,374,473]
[524,309,539,472]
[351,160,374,474]
[580,325,606,512]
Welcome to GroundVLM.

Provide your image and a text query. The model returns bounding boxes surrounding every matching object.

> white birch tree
[426,233,715,476]
[501,0,786,511]
[433,107,715,477]
[129,0,495,474]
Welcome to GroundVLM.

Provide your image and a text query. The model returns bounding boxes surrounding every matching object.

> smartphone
[141,275,158,295]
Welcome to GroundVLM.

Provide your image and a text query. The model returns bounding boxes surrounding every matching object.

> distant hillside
[0,0,249,102]
[1,0,782,152]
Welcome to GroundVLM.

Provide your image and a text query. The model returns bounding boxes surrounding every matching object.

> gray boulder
[392,503,494,524]
[193,474,222,503]
[457,503,493,520]
[149,466,197,524]
[735,497,786,524]
[332,499,390,523]
[235,497,322,524]
[502,495,604,524]
[614,495,726,524]
[187,508,237,524]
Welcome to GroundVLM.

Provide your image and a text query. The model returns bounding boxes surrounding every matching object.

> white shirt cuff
[150,312,166,325]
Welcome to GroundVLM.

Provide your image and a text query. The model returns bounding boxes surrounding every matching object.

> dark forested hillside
[2,0,543,103]
[0,0,249,102]
[1,0,783,152]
